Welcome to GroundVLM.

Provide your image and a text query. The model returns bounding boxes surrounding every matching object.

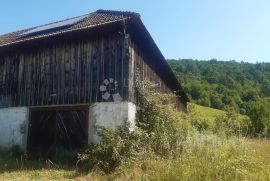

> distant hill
[168,59,270,113]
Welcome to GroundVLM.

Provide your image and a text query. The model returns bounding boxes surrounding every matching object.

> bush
[214,109,250,137]
[77,81,194,172]
[77,125,148,173]
[135,81,194,157]
[246,98,270,137]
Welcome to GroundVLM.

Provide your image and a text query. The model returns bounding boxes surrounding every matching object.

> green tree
[246,99,270,136]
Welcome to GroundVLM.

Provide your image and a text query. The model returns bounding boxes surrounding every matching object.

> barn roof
[0,9,188,103]
[0,10,139,47]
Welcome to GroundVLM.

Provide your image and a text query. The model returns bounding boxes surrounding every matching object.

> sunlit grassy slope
[189,103,227,122]
[188,103,250,127]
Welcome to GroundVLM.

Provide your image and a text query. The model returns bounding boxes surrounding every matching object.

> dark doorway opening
[27,106,88,162]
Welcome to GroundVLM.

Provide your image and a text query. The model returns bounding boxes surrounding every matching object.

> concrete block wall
[88,102,136,143]
[0,102,136,151]
[0,107,28,151]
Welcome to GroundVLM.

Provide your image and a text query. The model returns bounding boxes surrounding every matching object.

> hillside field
[189,103,249,123]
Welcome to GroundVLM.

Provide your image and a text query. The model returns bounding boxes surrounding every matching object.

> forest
[168,59,270,135]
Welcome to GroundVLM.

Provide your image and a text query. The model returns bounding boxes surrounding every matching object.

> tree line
[168,59,270,135]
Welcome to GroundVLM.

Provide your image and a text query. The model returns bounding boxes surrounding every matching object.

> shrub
[213,109,250,137]
[77,81,194,172]
[246,98,270,137]
[135,81,194,157]
[77,125,148,173]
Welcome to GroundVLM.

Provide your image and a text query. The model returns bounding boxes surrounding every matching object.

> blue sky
[1,0,270,63]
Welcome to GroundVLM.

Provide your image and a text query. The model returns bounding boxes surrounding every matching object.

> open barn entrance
[27,106,89,161]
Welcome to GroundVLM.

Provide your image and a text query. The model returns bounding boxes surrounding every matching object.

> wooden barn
[0,10,188,157]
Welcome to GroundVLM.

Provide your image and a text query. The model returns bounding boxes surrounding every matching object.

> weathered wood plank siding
[0,35,129,107]
[129,41,186,110]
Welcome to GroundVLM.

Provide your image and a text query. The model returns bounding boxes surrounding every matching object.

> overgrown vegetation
[75,81,270,181]
[78,81,195,172]
[1,80,270,180]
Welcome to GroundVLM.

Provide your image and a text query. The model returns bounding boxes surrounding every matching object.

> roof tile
[0,10,139,47]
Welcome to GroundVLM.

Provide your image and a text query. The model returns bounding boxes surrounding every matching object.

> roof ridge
[95,9,141,18]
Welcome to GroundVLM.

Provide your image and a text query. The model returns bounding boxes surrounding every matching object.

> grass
[189,103,228,122]
[0,153,77,181]
[188,103,250,131]
[0,104,268,180]
[0,137,269,180]
[189,103,249,123]
[105,135,270,181]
